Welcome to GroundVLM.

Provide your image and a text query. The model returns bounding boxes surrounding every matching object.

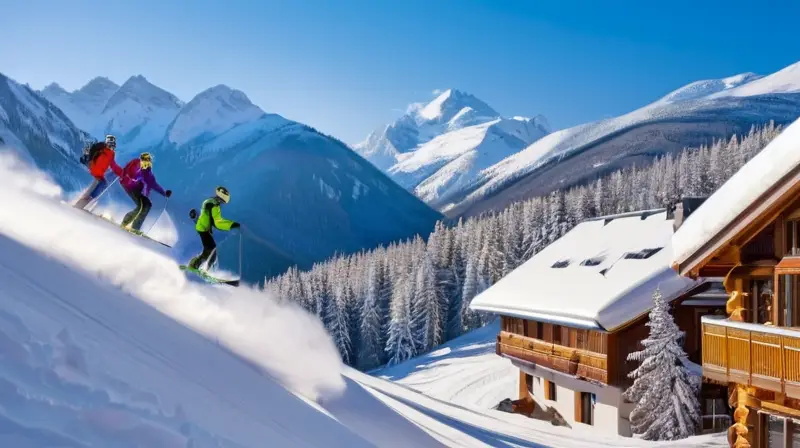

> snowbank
[0,152,345,401]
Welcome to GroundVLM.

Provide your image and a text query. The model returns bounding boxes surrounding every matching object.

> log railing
[497,331,608,383]
[702,315,800,397]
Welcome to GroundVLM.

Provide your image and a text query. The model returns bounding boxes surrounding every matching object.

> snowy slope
[448,60,800,218]
[0,72,90,190]
[354,89,513,171]
[362,322,726,447]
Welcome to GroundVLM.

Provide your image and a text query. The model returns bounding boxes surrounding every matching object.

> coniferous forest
[265,122,783,371]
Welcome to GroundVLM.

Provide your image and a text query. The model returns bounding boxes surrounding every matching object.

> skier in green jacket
[188,186,240,271]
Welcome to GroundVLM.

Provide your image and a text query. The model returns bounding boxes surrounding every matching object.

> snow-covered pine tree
[446,239,466,340]
[411,252,444,352]
[623,287,701,441]
[327,260,353,365]
[385,258,416,366]
[461,255,484,330]
[359,256,384,370]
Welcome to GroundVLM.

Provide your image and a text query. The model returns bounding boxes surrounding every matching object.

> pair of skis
[179,265,240,287]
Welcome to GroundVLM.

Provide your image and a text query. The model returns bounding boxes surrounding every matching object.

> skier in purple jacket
[119,152,172,231]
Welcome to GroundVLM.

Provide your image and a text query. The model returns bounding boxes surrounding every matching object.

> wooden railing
[497,331,608,383]
[702,316,800,398]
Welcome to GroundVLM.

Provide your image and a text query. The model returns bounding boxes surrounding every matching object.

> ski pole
[238,228,244,279]
[145,196,170,235]
[85,177,120,213]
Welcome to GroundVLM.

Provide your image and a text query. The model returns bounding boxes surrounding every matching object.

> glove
[231,222,241,229]
[165,189,172,198]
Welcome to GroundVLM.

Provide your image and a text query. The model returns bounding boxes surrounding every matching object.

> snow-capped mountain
[41,75,184,151]
[41,77,119,132]
[447,60,800,218]
[356,89,550,208]
[354,89,506,171]
[96,75,184,149]
[0,73,90,190]
[35,75,442,282]
[166,84,265,146]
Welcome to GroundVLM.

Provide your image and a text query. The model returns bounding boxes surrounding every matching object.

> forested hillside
[266,122,783,370]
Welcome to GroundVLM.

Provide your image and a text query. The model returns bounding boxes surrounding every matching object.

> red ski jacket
[89,146,123,179]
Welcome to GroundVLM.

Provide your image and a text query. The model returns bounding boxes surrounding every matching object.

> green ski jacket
[195,198,234,233]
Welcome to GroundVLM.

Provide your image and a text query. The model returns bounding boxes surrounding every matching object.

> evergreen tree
[385,267,416,365]
[359,257,384,370]
[623,288,701,441]
[411,253,444,352]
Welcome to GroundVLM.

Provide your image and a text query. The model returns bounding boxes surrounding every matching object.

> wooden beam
[574,391,583,424]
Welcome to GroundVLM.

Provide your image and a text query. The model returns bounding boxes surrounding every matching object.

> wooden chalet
[471,209,727,437]
[671,118,800,447]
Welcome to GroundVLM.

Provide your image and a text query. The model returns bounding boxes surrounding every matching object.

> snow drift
[0,152,345,401]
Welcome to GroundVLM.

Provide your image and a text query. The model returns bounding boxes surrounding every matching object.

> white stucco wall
[516,362,632,437]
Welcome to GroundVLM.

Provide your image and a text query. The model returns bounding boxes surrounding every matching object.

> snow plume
[0,153,345,401]
[0,151,63,198]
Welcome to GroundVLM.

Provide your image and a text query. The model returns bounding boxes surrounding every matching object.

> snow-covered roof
[470,209,701,331]
[672,117,800,272]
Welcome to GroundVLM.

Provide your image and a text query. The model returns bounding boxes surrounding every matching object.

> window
[544,380,556,401]
[581,257,604,266]
[623,247,663,260]
[575,391,594,425]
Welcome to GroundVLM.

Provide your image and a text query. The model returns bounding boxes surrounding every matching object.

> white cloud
[432,89,442,95]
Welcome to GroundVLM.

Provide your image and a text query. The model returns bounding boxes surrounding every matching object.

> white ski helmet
[216,186,230,204]
[105,134,117,149]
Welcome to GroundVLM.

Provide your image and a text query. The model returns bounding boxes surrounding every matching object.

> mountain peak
[194,84,258,110]
[416,88,499,124]
[41,82,67,96]
[167,84,264,146]
[78,77,119,95]
[106,75,183,111]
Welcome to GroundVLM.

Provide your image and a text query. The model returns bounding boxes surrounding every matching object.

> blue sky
[2,0,799,144]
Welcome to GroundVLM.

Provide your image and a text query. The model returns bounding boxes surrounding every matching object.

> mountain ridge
[446,61,800,217]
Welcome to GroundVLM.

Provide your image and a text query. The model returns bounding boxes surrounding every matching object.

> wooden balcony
[497,331,608,383]
[702,315,800,398]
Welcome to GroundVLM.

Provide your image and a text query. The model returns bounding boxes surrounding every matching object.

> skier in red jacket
[74,135,124,210]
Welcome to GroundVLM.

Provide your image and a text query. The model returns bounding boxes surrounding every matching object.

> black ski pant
[189,231,217,270]
[121,188,152,231]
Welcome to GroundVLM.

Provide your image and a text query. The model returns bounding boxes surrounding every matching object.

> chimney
[673,196,708,231]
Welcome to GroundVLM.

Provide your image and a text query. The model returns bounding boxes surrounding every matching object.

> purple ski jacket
[120,159,167,197]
